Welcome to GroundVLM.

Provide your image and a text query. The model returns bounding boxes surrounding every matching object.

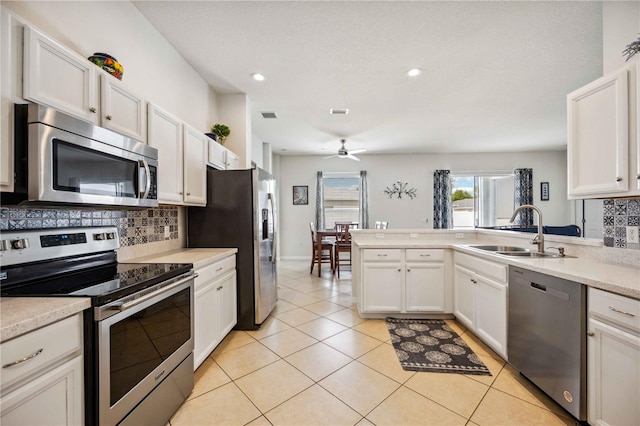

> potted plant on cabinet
[206,123,231,145]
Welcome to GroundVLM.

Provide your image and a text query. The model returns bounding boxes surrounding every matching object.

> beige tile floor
[170,260,578,426]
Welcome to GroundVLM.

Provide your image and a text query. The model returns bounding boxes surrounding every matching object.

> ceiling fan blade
[323,154,339,159]
[349,149,366,155]
[346,154,361,161]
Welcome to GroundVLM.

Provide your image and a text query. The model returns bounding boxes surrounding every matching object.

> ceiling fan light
[407,68,422,77]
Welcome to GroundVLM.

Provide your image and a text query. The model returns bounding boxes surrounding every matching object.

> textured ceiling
[133,1,603,156]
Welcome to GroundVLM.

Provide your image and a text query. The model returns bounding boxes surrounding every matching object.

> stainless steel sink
[468,245,574,258]
[469,245,529,252]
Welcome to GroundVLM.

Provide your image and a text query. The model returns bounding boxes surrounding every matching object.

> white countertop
[0,297,90,343]
[353,240,640,300]
[127,248,237,269]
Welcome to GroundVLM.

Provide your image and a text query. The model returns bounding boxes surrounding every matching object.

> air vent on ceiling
[261,112,278,119]
[330,108,349,115]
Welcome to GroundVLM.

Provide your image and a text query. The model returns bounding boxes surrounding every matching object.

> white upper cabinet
[182,124,208,206]
[23,25,146,142]
[148,102,207,206]
[208,139,226,170]
[567,60,639,198]
[23,25,97,123]
[148,103,184,204]
[100,75,146,141]
[225,149,241,170]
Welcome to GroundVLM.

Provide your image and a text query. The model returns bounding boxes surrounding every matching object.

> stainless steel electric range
[0,226,195,426]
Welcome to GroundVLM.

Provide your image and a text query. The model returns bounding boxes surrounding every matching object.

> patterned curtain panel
[359,170,369,229]
[433,170,452,229]
[315,171,325,231]
[514,168,534,226]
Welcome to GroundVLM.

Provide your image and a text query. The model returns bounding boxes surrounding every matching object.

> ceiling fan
[323,139,366,161]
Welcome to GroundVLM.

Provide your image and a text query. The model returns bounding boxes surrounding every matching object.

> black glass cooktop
[1,253,193,306]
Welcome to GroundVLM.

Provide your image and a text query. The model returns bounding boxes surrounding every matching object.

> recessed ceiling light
[251,73,265,81]
[407,68,422,77]
[330,108,349,115]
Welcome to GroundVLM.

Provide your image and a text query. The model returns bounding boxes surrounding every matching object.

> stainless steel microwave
[17,103,158,208]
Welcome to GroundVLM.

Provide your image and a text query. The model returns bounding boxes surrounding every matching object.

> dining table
[315,229,340,277]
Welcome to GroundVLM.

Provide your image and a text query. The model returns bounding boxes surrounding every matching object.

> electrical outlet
[409,233,418,238]
[627,226,639,244]
[376,233,385,239]
[455,233,465,239]
[164,226,170,239]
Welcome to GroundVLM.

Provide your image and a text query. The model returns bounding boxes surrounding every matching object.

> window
[451,173,515,228]
[323,172,360,229]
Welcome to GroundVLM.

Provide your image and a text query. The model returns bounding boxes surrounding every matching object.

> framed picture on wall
[541,182,550,201]
[293,185,308,205]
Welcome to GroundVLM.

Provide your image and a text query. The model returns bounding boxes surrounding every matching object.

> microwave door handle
[139,159,151,199]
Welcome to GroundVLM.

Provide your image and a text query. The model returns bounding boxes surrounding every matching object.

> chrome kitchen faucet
[510,204,544,254]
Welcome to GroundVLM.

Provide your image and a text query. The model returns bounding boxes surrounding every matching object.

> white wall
[603,1,640,74]
[219,93,251,168]
[277,151,570,258]
[3,1,218,132]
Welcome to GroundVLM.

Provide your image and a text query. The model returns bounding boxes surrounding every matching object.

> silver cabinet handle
[470,278,477,284]
[2,348,43,368]
[609,306,636,317]
[89,107,97,113]
[407,268,411,272]
[377,254,388,257]
[216,267,223,272]
[106,115,112,121]
[397,268,401,272]
[187,192,191,196]
[420,254,431,257]
[587,331,595,337]
[636,174,640,180]
[616,176,623,182]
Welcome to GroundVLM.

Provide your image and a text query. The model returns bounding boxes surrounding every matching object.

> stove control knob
[0,240,10,251]
[94,233,106,241]
[11,238,30,250]
[107,232,116,240]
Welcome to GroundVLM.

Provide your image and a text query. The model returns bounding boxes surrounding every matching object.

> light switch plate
[455,233,465,239]
[409,233,418,238]
[376,233,385,239]
[627,226,639,244]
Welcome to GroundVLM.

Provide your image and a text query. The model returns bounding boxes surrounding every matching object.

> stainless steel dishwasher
[508,266,587,421]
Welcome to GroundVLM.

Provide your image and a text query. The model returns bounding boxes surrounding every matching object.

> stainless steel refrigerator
[187,167,277,330]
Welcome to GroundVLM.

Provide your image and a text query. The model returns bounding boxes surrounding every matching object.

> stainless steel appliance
[0,227,194,425]
[13,103,158,208]
[508,266,587,421]
[187,167,277,329]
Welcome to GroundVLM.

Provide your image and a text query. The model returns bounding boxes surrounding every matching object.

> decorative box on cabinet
[587,288,640,426]
[194,255,237,369]
[359,248,447,315]
[453,252,507,359]
[147,103,207,206]
[0,314,84,426]
[22,25,146,141]
[567,60,639,198]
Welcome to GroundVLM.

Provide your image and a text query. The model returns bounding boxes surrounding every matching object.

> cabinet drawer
[196,255,236,286]
[406,249,444,262]
[589,288,640,333]
[1,314,82,391]
[362,249,402,262]
[455,252,507,284]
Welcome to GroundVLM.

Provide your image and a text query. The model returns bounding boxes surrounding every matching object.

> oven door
[96,274,194,426]
[28,122,158,207]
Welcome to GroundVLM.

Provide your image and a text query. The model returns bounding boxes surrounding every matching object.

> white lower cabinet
[0,314,83,426]
[360,249,447,314]
[588,288,640,426]
[453,252,507,359]
[194,255,237,369]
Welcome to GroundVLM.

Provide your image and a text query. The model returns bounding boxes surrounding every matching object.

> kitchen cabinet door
[567,63,637,198]
[208,139,226,170]
[588,318,640,426]
[405,262,445,312]
[225,149,241,170]
[474,274,507,358]
[23,26,97,123]
[217,270,237,339]
[148,103,183,204]
[362,263,403,313]
[0,356,83,426]
[182,124,207,206]
[100,75,146,141]
[453,264,476,330]
[194,276,219,369]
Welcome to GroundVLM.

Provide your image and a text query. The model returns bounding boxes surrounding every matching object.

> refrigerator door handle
[268,193,276,263]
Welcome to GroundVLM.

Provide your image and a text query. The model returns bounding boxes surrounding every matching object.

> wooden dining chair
[334,223,352,278]
[309,222,334,274]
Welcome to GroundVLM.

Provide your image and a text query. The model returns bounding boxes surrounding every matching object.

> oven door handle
[139,159,151,200]
[109,273,196,312]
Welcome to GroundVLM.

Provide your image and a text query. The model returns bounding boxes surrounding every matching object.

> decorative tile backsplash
[603,198,640,250]
[0,206,179,247]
